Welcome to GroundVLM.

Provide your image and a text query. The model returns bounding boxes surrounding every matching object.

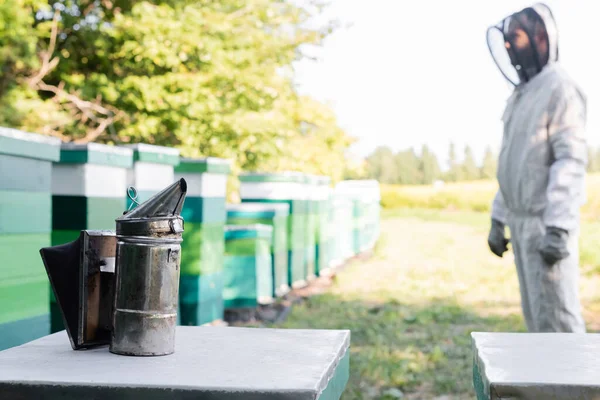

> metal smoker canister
[110,178,187,356]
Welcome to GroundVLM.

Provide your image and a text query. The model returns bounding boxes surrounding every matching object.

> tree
[366,146,398,184]
[1,0,351,179]
[395,148,421,185]
[445,142,462,182]
[419,144,440,184]
[461,145,479,180]
[586,146,600,173]
[0,0,68,133]
[480,146,497,180]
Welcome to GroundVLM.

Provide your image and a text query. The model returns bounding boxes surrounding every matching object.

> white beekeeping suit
[486,3,586,333]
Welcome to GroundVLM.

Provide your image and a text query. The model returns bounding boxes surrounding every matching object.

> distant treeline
[366,143,600,185]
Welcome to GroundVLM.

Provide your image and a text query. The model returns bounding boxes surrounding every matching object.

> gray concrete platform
[0,326,350,400]
[472,332,600,400]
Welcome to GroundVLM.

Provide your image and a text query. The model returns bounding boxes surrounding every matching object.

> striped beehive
[303,174,318,281]
[332,183,355,261]
[239,172,308,289]
[226,202,290,298]
[123,144,180,205]
[327,192,344,270]
[223,224,273,309]
[314,176,333,276]
[0,128,61,350]
[364,180,381,250]
[340,180,381,253]
[49,143,133,332]
[174,157,230,326]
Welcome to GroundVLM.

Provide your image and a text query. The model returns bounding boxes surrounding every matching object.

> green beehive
[363,180,381,250]
[223,224,273,309]
[123,144,180,205]
[314,176,333,276]
[303,174,318,281]
[0,128,60,350]
[226,202,290,298]
[353,196,368,254]
[175,157,231,326]
[333,182,355,260]
[327,194,343,270]
[336,180,381,255]
[239,172,307,288]
[50,143,133,332]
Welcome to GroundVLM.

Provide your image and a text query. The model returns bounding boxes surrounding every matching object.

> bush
[381,173,600,220]
[380,181,497,213]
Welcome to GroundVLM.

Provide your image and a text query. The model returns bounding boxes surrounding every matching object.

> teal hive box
[239,172,308,289]
[0,127,61,350]
[353,197,368,254]
[313,176,333,276]
[122,144,180,206]
[175,157,231,326]
[340,180,381,254]
[332,184,355,261]
[226,202,290,298]
[363,180,381,250]
[303,174,318,281]
[327,195,343,269]
[223,224,274,309]
[50,143,133,333]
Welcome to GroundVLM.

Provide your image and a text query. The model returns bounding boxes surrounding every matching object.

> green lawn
[273,209,600,399]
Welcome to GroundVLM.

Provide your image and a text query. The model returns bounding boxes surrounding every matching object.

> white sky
[294,0,600,166]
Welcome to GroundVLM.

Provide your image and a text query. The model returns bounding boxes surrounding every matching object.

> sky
[293,0,600,167]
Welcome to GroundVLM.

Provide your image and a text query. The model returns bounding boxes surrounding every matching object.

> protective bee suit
[486,3,587,333]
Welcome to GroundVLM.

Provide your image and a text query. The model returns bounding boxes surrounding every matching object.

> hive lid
[59,143,133,168]
[175,157,232,174]
[123,143,180,166]
[0,127,61,161]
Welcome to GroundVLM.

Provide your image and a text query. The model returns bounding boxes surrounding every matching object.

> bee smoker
[39,178,187,356]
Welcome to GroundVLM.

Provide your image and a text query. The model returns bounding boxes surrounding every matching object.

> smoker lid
[116,178,187,237]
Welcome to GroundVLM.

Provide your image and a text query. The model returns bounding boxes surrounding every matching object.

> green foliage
[586,147,600,173]
[395,148,422,185]
[0,0,66,131]
[445,141,461,182]
[461,145,479,181]
[366,143,502,185]
[0,0,351,181]
[419,144,440,185]
[366,146,397,184]
[480,146,497,180]
[379,181,496,213]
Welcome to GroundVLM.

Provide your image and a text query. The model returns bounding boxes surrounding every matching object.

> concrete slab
[472,332,600,400]
[0,326,350,400]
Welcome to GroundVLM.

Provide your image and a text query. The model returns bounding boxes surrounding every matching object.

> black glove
[539,227,570,265]
[488,219,509,258]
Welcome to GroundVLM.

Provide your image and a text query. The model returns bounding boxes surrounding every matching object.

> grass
[270,209,600,399]
[380,173,600,221]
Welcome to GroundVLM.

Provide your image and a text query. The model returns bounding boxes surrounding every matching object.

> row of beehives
[0,128,380,350]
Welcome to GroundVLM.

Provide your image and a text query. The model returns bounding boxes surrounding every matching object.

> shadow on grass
[273,294,524,400]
